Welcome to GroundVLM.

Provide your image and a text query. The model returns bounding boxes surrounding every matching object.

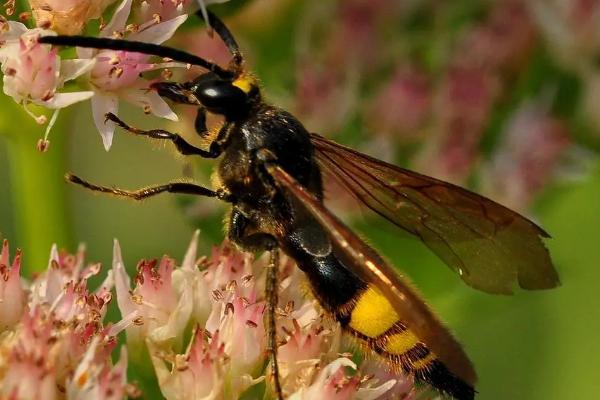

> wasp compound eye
[192,78,248,115]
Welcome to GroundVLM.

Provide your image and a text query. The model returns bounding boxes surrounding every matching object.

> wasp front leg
[105,111,222,158]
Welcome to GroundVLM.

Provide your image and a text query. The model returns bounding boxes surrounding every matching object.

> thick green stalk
[1,100,72,272]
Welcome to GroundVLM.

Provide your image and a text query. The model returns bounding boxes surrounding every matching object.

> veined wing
[266,163,476,386]
[310,133,559,294]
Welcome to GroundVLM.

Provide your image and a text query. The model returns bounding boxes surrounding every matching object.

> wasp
[40,10,559,400]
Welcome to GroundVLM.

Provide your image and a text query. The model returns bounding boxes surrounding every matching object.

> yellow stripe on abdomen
[411,352,437,370]
[349,286,399,338]
[385,330,420,355]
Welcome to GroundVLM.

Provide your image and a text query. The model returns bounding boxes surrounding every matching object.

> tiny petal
[130,14,188,45]
[112,239,136,317]
[121,85,178,121]
[60,58,96,82]
[0,240,26,331]
[102,0,133,37]
[181,230,200,271]
[91,92,118,150]
[44,91,95,109]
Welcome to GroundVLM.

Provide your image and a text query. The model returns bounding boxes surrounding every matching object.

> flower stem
[1,100,72,272]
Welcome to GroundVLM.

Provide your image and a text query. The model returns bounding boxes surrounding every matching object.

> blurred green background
[1,1,600,399]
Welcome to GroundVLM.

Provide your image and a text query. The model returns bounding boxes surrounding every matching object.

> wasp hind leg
[104,111,222,158]
[266,249,284,400]
[227,210,283,398]
[66,173,232,202]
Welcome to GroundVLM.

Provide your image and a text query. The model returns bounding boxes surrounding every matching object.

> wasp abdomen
[283,229,474,400]
[336,285,475,400]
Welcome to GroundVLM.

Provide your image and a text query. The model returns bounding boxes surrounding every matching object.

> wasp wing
[309,133,559,294]
[266,163,476,386]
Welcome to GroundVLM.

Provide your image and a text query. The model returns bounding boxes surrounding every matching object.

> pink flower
[366,66,431,140]
[67,338,129,400]
[76,0,188,150]
[481,102,571,211]
[138,1,230,24]
[0,234,411,399]
[204,290,266,397]
[138,0,194,22]
[152,327,228,400]
[530,0,600,72]
[28,0,117,34]
[287,358,396,400]
[0,242,132,400]
[0,239,25,331]
[414,66,497,183]
[112,241,192,348]
[0,22,94,123]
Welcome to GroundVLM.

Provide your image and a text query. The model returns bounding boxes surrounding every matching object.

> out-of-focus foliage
[0,0,599,399]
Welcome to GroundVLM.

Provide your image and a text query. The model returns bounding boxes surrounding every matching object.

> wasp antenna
[202,10,243,68]
[38,35,235,79]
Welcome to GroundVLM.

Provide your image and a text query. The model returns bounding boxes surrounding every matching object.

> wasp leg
[266,249,284,400]
[105,112,221,158]
[66,173,232,202]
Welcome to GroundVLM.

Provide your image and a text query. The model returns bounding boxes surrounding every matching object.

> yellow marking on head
[411,352,437,370]
[232,75,255,93]
[385,330,420,355]
[349,286,399,338]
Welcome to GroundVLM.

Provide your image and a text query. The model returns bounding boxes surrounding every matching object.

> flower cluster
[291,0,591,212]
[0,0,222,150]
[0,234,416,399]
[0,239,131,400]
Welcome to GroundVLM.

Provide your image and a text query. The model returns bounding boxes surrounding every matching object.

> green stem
[1,101,72,272]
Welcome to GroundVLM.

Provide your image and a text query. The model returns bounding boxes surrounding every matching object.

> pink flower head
[204,289,266,396]
[138,0,194,22]
[287,358,396,400]
[414,66,497,183]
[28,0,117,35]
[66,338,129,400]
[0,244,135,400]
[152,327,228,399]
[0,312,60,400]
[481,101,571,211]
[0,307,118,400]
[366,66,431,140]
[0,239,25,331]
[0,22,94,122]
[31,244,112,322]
[530,0,600,72]
[277,317,340,394]
[79,0,188,150]
[112,241,192,347]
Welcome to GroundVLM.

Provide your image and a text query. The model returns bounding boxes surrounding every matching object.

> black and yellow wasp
[40,10,559,400]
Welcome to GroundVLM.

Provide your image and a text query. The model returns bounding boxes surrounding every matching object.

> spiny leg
[266,249,284,400]
[66,173,231,202]
[105,112,221,158]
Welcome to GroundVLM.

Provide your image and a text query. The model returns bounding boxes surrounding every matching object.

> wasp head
[151,72,259,119]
